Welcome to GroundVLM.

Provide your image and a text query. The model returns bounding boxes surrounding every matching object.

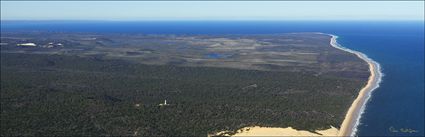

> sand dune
[217,126,339,136]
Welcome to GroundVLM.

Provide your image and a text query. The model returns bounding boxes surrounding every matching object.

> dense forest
[1,53,366,136]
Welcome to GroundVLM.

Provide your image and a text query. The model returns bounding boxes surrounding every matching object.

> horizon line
[2,19,424,22]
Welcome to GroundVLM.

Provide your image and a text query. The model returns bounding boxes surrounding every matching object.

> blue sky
[1,1,423,21]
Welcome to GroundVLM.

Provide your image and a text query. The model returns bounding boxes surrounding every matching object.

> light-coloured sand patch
[212,126,338,137]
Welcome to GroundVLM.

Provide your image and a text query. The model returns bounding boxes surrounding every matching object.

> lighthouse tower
[159,99,169,106]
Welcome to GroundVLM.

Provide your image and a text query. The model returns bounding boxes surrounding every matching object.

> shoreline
[212,33,383,136]
[328,34,383,136]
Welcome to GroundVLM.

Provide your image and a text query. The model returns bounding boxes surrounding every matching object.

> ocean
[1,20,424,136]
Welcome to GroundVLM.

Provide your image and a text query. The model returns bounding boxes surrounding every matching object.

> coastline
[212,33,383,137]
[329,34,383,136]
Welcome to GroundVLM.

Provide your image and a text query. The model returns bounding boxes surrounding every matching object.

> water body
[1,20,423,136]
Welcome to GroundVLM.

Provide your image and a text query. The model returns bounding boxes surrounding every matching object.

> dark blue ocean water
[1,20,424,136]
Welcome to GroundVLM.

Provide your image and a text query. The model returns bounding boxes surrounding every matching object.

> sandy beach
[213,34,382,137]
[329,34,383,136]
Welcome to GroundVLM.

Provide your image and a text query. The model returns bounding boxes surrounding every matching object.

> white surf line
[325,33,383,136]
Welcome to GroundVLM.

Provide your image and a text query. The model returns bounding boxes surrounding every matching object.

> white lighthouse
[159,100,169,106]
